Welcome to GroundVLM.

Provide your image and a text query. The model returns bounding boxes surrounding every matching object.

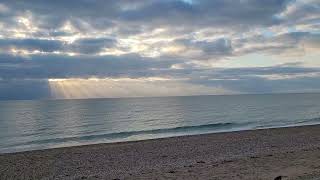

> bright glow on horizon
[48,78,232,99]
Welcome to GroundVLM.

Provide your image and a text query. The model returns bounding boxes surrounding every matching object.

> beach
[1,125,320,180]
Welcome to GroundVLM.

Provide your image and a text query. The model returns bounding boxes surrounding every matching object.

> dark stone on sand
[197,161,205,163]
[274,176,282,180]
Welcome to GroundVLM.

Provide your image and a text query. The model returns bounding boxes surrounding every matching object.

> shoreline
[1,124,320,179]
[1,123,318,155]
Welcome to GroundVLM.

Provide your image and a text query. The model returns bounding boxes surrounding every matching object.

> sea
[1,93,320,153]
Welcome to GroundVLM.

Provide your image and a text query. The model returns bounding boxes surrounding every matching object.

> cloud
[0,79,50,100]
[0,0,314,31]
[119,0,289,28]
[278,0,320,25]
[0,37,118,55]
[183,65,320,93]
[1,63,320,100]
[0,38,63,52]
[232,32,320,56]
[69,38,117,54]
[172,38,232,60]
[0,0,319,99]
[0,53,178,79]
[0,0,315,59]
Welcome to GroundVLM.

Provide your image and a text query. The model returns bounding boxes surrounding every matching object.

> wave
[296,117,320,124]
[10,117,320,149]
[9,121,252,147]
[254,117,320,129]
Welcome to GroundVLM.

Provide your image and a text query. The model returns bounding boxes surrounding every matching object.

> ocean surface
[1,93,320,153]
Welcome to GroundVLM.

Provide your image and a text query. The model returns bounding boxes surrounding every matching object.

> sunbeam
[48,78,231,99]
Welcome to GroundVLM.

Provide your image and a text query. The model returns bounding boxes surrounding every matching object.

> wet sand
[1,125,320,180]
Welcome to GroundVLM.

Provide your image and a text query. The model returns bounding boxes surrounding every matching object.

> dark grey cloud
[233,31,320,56]
[0,0,119,28]
[0,38,63,52]
[278,0,320,25]
[181,66,320,93]
[174,38,232,59]
[0,0,292,33]
[0,79,50,100]
[204,76,320,94]
[0,0,316,55]
[0,38,117,54]
[156,65,320,81]
[119,0,290,28]
[70,38,117,54]
[1,64,319,100]
[0,53,178,79]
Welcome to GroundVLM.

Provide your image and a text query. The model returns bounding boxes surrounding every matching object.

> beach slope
[1,125,320,179]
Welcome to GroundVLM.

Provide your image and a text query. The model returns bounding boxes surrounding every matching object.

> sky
[0,0,319,100]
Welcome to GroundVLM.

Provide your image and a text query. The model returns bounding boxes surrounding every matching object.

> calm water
[1,93,320,153]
